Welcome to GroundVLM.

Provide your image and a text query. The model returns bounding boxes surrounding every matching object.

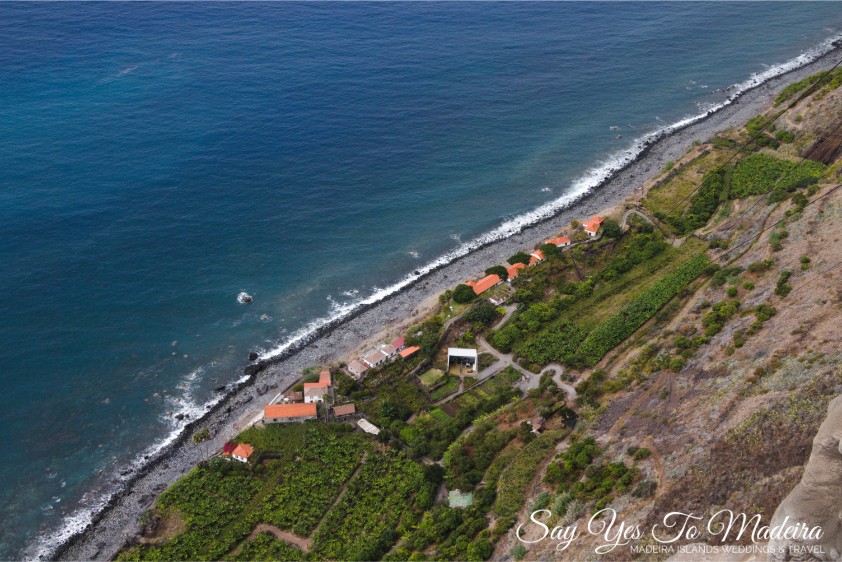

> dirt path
[249,524,311,551]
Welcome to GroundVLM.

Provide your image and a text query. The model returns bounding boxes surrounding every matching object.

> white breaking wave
[33,31,842,562]
[257,32,842,364]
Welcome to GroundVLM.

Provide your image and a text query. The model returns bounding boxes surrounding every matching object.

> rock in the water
[237,292,253,304]
[769,394,842,560]
[248,351,259,361]
[214,385,226,392]
[174,413,185,421]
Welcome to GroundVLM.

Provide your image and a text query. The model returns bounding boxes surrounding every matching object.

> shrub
[463,300,499,327]
[484,265,508,280]
[775,271,793,297]
[508,252,531,266]
[453,284,476,304]
[193,428,210,444]
[602,218,623,239]
[727,287,738,298]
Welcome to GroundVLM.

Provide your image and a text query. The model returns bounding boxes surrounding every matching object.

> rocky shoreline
[52,45,842,561]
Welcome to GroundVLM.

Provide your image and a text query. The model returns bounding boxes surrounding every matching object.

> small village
[219,216,606,507]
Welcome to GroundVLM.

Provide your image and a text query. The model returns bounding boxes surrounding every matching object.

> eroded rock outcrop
[769,394,842,561]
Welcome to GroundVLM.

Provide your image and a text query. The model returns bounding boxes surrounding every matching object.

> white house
[347,359,368,379]
[304,384,328,403]
[447,347,478,372]
[582,216,605,237]
[363,349,388,368]
[231,443,254,463]
[379,344,397,358]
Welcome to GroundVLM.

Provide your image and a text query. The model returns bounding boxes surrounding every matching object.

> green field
[419,368,445,387]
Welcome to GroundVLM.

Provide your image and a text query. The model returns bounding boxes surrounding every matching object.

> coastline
[49,41,842,561]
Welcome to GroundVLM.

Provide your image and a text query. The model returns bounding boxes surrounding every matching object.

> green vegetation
[429,376,460,401]
[775,67,842,105]
[192,428,210,444]
[419,368,445,387]
[493,430,566,520]
[462,300,500,327]
[400,368,521,459]
[484,265,508,280]
[577,253,711,365]
[702,300,741,337]
[508,252,531,266]
[666,168,729,234]
[453,284,476,304]
[775,270,793,297]
[311,452,424,561]
[259,430,366,534]
[729,153,824,201]
[545,437,640,510]
[230,533,309,561]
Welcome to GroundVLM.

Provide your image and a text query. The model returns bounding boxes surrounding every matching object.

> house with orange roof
[545,236,571,247]
[529,250,545,265]
[506,262,526,280]
[231,443,254,463]
[399,346,420,359]
[333,403,356,418]
[264,402,318,423]
[318,370,331,386]
[582,216,604,237]
[465,274,502,295]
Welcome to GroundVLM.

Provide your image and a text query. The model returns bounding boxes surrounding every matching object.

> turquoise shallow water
[0,2,840,557]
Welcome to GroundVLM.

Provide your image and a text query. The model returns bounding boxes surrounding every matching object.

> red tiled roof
[582,216,604,233]
[529,250,544,265]
[222,442,237,455]
[468,274,501,295]
[264,403,317,419]
[232,443,254,459]
[333,403,356,416]
[507,263,526,279]
[390,336,405,349]
[399,346,421,358]
[545,236,571,246]
[319,370,331,386]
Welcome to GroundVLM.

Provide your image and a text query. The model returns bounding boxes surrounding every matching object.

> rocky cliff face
[769,394,842,561]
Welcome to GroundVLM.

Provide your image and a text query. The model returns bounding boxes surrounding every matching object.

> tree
[570,219,581,229]
[484,265,508,279]
[508,252,531,266]
[602,218,622,238]
[463,300,499,326]
[539,243,560,258]
[453,284,476,304]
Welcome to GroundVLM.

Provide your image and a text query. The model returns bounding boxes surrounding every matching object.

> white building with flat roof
[447,348,478,370]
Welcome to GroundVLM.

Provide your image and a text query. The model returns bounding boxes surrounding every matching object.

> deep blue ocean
[1,2,840,557]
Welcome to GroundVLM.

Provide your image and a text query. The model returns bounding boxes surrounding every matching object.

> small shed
[333,403,356,418]
[357,418,381,436]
